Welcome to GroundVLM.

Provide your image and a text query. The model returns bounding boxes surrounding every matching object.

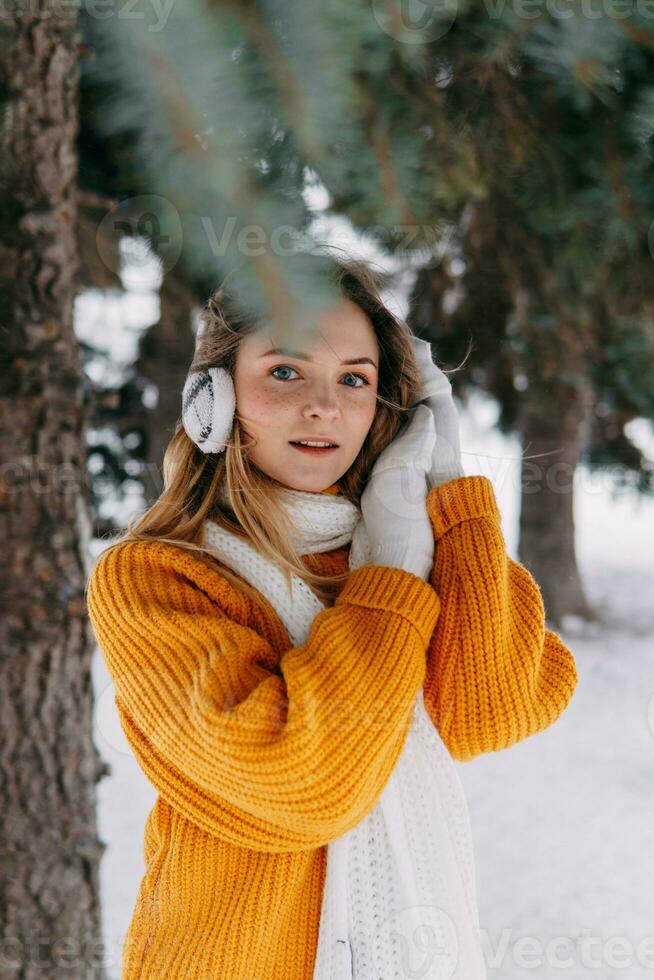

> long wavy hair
[88,253,426,610]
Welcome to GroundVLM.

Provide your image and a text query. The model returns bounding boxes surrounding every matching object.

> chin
[261,467,339,494]
[282,476,336,493]
[252,452,346,493]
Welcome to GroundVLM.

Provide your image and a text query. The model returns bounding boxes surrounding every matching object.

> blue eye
[270,365,370,388]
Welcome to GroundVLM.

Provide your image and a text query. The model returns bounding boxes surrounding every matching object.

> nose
[301,381,341,421]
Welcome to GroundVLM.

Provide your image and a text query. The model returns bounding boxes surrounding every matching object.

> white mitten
[360,404,436,581]
[410,335,465,488]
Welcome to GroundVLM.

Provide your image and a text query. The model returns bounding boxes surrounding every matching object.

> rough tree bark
[514,296,599,628]
[0,8,108,979]
[517,368,598,627]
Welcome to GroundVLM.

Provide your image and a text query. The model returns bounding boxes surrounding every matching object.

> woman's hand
[360,404,436,581]
[410,335,465,488]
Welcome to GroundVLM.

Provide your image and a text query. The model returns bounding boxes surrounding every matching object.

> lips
[289,442,338,448]
[289,442,339,456]
[289,439,339,447]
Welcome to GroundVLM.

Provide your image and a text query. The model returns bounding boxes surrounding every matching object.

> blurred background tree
[0,5,107,976]
[75,0,654,626]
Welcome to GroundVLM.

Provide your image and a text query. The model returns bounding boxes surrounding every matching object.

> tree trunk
[516,365,598,629]
[0,10,108,979]
[134,272,199,504]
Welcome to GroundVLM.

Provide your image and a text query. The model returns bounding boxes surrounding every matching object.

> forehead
[244,297,379,359]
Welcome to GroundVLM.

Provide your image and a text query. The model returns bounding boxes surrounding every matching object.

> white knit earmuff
[181,366,236,454]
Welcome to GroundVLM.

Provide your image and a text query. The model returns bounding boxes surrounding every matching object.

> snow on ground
[90,392,654,979]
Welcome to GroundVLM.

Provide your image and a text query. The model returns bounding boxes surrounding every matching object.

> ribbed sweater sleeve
[86,541,440,853]
[423,475,579,762]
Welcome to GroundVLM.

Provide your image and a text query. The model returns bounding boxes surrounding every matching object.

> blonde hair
[89,254,425,610]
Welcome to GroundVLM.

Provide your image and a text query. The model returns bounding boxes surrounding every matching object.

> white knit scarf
[202,479,487,980]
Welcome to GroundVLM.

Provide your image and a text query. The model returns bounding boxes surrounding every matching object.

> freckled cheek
[248,389,279,412]
[351,388,378,419]
[238,384,296,428]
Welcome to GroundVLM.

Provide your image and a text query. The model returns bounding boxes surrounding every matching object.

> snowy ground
[90,395,654,980]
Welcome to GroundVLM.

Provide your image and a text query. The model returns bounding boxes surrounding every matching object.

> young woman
[86,254,578,980]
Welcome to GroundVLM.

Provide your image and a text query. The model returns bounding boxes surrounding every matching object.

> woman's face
[234,297,379,492]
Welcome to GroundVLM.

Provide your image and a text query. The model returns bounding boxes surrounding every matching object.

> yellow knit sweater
[86,475,578,979]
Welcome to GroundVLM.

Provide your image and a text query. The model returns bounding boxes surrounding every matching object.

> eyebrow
[258,347,378,369]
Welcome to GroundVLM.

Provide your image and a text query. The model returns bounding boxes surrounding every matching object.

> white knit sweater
[203,483,487,980]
